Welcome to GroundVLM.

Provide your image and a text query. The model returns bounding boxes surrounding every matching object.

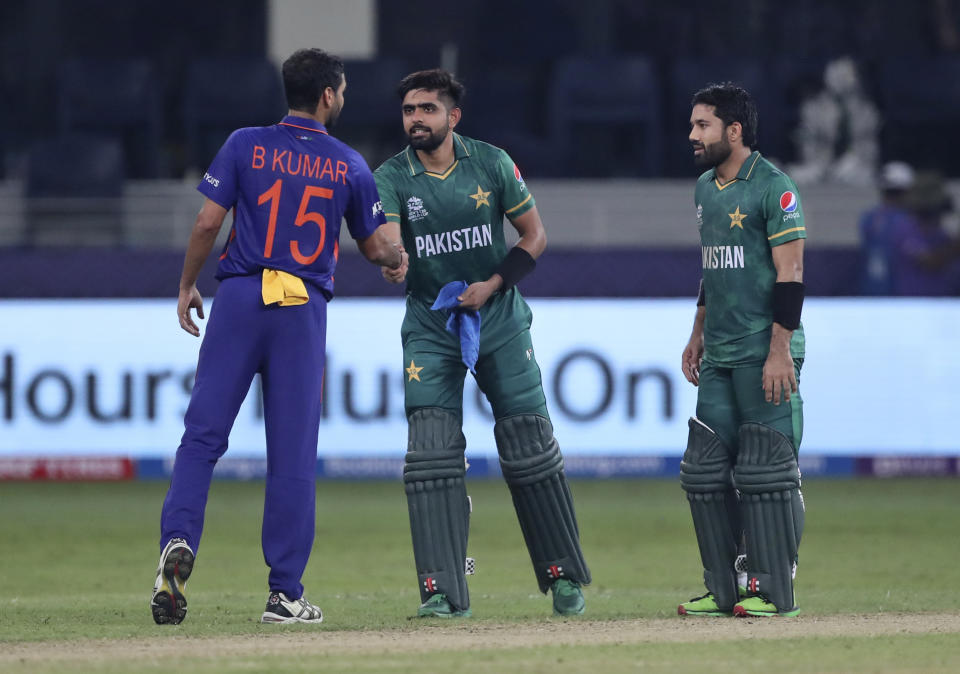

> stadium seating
[458,65,564,177]
[57,59,163,179]
[25,134,125,246]
[336,58,411,168]
[183,58,285,174]
[547,55,662,177]
[877,56,960,169]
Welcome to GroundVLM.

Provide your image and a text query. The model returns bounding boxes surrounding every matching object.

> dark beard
[694,136,732,168]
[408,124,448,152]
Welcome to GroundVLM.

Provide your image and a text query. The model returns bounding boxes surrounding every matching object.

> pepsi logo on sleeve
[779,191,798,212]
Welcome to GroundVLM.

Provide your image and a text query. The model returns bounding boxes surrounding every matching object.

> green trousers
[695,359,804,456]
[400,291,549,419]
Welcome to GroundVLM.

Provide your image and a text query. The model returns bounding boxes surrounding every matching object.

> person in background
[858,161,917,295]
[893,171,960,295]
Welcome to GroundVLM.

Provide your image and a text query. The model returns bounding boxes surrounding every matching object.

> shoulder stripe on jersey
[743,153,761,180]
[278,122,329,135]
[768,226,806,240]
[505,194,533,214]
[454,135,471,157]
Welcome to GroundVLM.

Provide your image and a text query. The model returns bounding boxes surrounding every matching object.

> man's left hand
[457,280,497,310]
[762,347,797,405]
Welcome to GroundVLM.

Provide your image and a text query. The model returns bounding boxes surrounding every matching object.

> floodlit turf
[1,478,959,671]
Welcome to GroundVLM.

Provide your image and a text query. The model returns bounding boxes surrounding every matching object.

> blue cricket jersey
[198,115,386,299]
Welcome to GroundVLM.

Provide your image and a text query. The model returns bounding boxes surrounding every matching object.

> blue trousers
[160,274,327,599]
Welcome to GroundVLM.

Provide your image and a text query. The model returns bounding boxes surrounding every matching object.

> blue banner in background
[1,298,959,459]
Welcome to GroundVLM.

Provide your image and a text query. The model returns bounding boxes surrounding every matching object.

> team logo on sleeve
[696,203,703,231]
[514,164,527,190]
[779,191,798,213]
[406,196,429,222]
[371,200,383,217]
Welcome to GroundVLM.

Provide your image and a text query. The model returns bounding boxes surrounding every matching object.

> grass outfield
[1,478,959,672]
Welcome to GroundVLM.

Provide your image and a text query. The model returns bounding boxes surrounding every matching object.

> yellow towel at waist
[261,269,309,306]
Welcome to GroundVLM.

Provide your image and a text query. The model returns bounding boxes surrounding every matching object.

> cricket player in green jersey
[677,83,806,618]
[374,69,590,618]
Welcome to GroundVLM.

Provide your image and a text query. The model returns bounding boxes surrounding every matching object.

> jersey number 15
[258,178,331,265]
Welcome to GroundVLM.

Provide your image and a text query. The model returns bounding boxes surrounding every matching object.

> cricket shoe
[678,592,733,617]
[733,595,800,618]
[416,593,472,618]
[551,579,585,616]
[150,537,194,625]
[261,592,324,624]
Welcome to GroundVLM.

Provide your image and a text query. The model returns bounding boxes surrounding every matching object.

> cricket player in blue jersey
[150,48,405,625]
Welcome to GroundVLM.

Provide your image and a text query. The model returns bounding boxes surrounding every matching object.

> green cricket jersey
[695,151,806,366]
[374,133,535,301]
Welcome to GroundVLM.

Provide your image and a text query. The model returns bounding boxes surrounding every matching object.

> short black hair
[282,48,344,113]
[396,69,465,109]
[691,82,758,148]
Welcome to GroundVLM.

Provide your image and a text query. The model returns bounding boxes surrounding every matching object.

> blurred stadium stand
[24,134,124,246]
[548,56,662,177]
[182,58,286,175]
[57,59,163,179]
[877,56,960,172]
[1,0,960,297]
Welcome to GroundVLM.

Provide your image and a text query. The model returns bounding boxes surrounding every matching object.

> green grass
[1,478,959,670]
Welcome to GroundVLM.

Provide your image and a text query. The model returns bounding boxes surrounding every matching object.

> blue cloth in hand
[430,280,481,374]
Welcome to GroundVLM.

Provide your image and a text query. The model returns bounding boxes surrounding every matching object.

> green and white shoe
[733,595,800,617]
[678,592,732,617]
[416,594,472,618]
[551,579,585,616]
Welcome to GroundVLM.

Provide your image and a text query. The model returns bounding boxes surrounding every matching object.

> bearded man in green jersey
[677,83,806,619]
[374,69,590,618]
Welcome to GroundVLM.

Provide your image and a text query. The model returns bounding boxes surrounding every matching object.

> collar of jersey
[405,133,471,178]
[278,115,329,135]
[712,150,762,190]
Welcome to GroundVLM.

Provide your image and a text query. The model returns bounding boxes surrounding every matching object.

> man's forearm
[179,225,220,290]
[769,322,793,354]
[691,306,706,336]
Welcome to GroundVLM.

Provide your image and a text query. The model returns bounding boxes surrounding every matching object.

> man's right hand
[681,335,704,386]
[382,249,408,284]
[178,285,205,337]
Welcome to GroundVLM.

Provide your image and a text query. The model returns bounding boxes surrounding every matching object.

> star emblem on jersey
[469,185,491,209]
[406,360,424,382]
[728,205,747,229]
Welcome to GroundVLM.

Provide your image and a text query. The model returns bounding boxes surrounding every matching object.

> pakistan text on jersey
[702,245,745,269]
[415,224,493,258]
[250,145,348,184]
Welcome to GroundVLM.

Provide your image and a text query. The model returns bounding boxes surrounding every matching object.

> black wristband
[696,279,705,306]
[495,246,536,290]
[772,281,805,330]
